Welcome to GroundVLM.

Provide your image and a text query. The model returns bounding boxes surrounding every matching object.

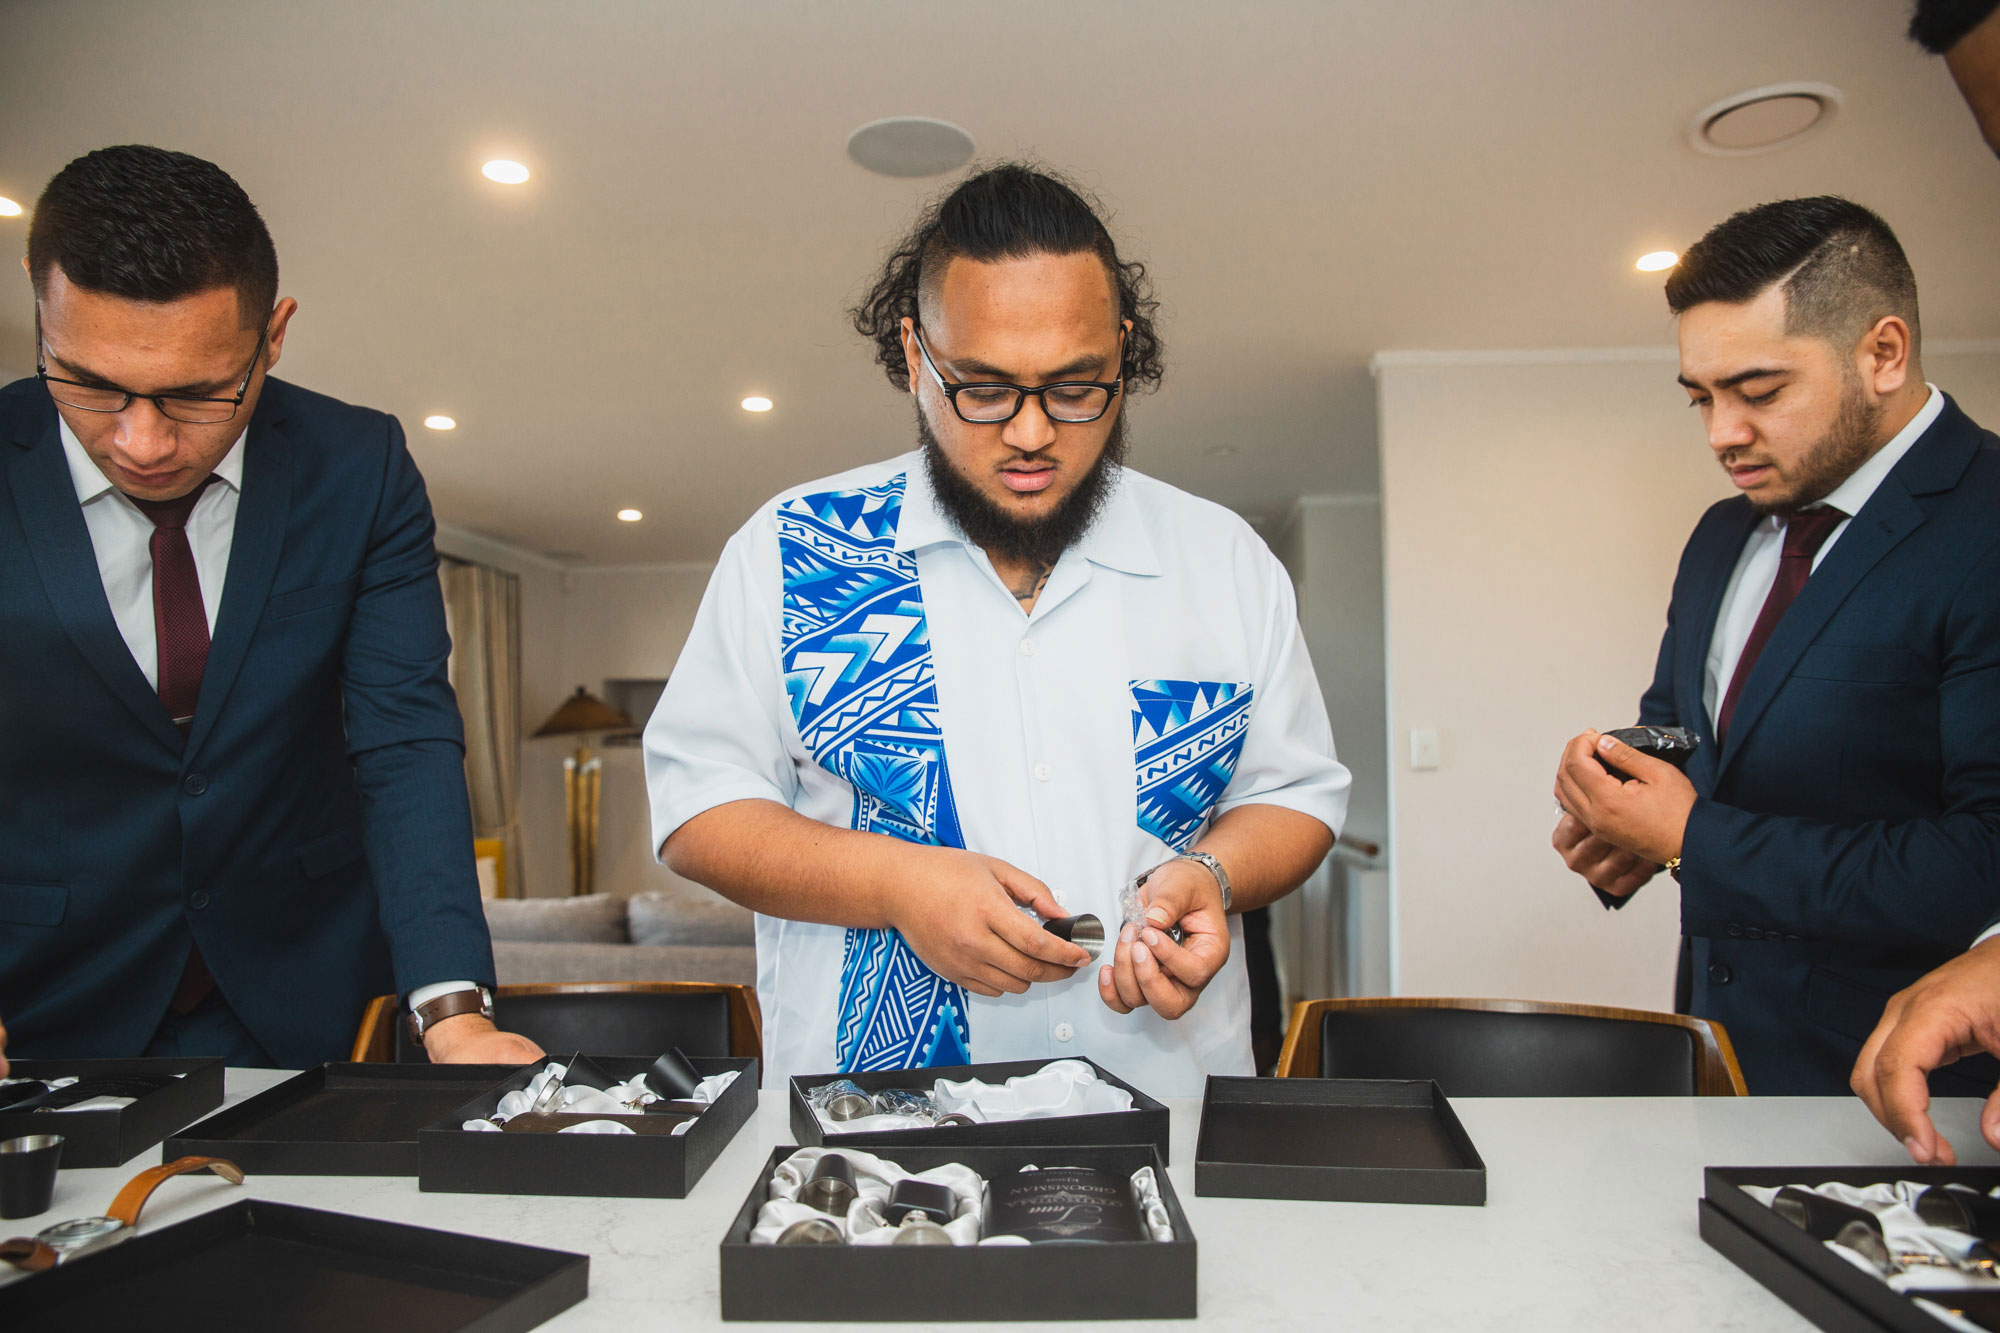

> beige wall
[1376,347,2000,1007]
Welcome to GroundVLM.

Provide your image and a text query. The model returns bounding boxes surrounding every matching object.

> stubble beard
[918,406,1131,570]
[1734,372,1884,517]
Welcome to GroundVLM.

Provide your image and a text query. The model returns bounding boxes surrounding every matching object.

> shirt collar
[891,451,1161,577]
[58,416,248,508]
[1819,382,1943,518]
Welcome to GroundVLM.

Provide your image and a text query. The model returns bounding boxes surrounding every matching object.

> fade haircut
[850,162,1165,392]
[1664,196,1920,357]
[27,145,278,327]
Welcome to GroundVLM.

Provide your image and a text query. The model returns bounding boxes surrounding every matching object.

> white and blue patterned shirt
[643,451,1350,1096]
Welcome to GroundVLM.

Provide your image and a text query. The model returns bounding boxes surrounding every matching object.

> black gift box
[1,1058,223,1168]
[4,1197,587,1332]
[1194,1075,1487,1205]
[164,1063,523,1175]
[787,1058,1171,1155]
[419,1054,758,1197]
[1702,1165,2000,1333]
[719,1142,1196,1321]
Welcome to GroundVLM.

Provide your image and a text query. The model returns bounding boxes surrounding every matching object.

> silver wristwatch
[1174,851,1233,911]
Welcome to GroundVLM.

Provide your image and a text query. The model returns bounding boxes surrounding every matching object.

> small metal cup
[801,1153,859,1216]
[1042,914,1107,963]
[0,1135,64,1221]
[643,1048,703,1102]
[890,1214,954,1246]
[776,1217,844,1246]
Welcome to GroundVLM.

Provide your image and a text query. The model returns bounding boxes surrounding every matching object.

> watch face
[37,1216,124,1247]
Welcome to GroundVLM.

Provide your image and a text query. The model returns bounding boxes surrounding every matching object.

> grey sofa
[483,887,756,987]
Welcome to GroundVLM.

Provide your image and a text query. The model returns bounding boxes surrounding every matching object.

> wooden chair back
[351,981,762,1064]
[1273,996,1745,1096]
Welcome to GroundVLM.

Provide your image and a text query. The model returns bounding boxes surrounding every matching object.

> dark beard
[918,408,1130,569]
[1745,373,1883,517]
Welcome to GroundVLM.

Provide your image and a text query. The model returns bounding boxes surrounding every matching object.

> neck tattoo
[1012,564,1053,607]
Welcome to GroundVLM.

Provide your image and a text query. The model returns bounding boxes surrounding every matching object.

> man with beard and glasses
[1549,196,2000,1095]
[642,164,1348,1093]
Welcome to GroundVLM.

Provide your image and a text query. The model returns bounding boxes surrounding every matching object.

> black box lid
[1194,1075,1486,1204]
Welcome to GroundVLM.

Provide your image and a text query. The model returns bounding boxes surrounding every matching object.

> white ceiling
[4,0,1998,563]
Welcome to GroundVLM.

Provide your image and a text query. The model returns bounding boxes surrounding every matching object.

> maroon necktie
[129,475,219,1014]
[129,476,217,732]
[1716,505,1847,741]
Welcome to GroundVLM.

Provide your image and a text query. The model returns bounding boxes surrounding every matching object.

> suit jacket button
[1708,962,1732,985]
[183,773,208,796]
[1726,924,1743,938]
[1744,927,1764,941]
[189,890,210,910]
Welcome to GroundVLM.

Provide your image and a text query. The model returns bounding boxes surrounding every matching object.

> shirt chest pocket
[1131,679,1255,851]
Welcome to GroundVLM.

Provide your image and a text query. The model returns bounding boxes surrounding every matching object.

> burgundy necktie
[129,476,218,731]
[128,475,219,1014]
[1716,505,1847,741]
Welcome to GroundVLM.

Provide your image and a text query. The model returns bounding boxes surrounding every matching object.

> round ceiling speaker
[1689,83,1842,156]
[846,117,975,178]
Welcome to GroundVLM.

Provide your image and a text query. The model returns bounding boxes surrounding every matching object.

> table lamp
[533,686,634,897]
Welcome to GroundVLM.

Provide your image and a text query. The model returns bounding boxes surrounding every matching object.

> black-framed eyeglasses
[913,326,1123,425]
[37,320,267,425]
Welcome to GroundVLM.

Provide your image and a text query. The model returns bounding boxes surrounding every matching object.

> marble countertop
[25,1069,2000,1330]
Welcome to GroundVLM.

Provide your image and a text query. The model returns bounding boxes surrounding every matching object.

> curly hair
[850,162,1165,394]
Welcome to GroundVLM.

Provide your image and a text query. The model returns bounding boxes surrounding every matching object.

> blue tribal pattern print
[777,474,972,1072]
[1132,679,1256,851]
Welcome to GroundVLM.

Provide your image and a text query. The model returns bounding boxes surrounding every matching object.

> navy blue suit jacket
[0,375,496,1068]
[1633,393,2000,1094]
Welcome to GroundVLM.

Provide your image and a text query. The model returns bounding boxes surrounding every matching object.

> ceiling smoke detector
[846,117,975,178]
[1689,83,1842,156]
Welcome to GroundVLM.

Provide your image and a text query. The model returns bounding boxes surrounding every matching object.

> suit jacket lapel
[1714,476,1928,781]
[186,406,291,759]
[7,410,184,751]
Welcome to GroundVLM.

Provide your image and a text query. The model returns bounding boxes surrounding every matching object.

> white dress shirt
[1702,386,1942,727]
[644,452,1351,1096]
[60,418,474,1016]
[60,418,244,686]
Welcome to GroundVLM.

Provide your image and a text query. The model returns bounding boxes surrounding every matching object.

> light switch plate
[1409,728,1440,771]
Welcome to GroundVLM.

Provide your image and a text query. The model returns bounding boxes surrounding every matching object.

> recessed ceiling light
[0,197,21,218]
[617,508,643,523]
[481,159,531,184]
[1635,251,1679,273]
[1205,443,1238,457]
[1689,83,1842,156]
[423,414,457,430]
[741,396,773,413]
[846,117,976,178]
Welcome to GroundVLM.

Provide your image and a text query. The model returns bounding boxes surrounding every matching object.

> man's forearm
[1191,804,1335,914]
[663,798,916,928]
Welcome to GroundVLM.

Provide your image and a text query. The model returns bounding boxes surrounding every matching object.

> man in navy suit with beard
[0,146,540,1071]
[1551,197,2000,1095]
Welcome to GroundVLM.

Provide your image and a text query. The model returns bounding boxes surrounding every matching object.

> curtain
[440,559,523,896]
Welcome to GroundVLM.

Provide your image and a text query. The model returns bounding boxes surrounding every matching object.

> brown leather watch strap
[408,987,491,1044]
[0,1236,58,1272]
[106,1155,244,1228]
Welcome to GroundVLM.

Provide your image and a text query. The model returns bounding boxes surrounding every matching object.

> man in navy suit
[0,146,540,1070]
[1552,197,2000,1095]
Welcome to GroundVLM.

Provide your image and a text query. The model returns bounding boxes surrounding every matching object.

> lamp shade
[533,686,634,738]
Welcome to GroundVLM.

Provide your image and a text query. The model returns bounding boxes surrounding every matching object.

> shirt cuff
[1975,924,2000,951]
[408,980,482,1014]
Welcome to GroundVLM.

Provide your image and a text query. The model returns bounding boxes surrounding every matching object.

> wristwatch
[1,1156,243,1276]
[406,985,494,1045]
[1174,851,1233,911]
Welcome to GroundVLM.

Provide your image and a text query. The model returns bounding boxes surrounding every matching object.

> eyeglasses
[37,324,267,425]
[913,327,1122,425]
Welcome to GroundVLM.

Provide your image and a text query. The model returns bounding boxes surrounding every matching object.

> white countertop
[29,1070,2000,1330]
